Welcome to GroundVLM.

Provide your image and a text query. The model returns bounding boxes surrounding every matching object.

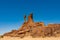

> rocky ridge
[3,13,60,38]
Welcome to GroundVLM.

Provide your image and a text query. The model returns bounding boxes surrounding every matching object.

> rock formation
[3,13,60,38]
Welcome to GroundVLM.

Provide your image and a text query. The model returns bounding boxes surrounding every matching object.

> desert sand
[0,36,60,40]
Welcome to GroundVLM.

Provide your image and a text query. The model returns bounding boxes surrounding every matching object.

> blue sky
[0,0,60,35]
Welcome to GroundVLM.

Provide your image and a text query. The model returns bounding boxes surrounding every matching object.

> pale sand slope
[0,36,60,40]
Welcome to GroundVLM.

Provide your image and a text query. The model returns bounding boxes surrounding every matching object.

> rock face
[3,13,60,38]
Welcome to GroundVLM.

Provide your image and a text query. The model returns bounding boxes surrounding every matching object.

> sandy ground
[0,36,60,40]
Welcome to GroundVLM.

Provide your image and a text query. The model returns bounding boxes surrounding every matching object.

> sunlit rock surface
[3,13,60,38]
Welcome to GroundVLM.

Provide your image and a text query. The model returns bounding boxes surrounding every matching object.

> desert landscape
[0,0,60,40]
[0,13,60,40]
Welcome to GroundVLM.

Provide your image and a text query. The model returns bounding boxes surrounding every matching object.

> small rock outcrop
[3,13,60,38]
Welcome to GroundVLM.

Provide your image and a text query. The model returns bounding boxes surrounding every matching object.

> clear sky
[0,0,60,35]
